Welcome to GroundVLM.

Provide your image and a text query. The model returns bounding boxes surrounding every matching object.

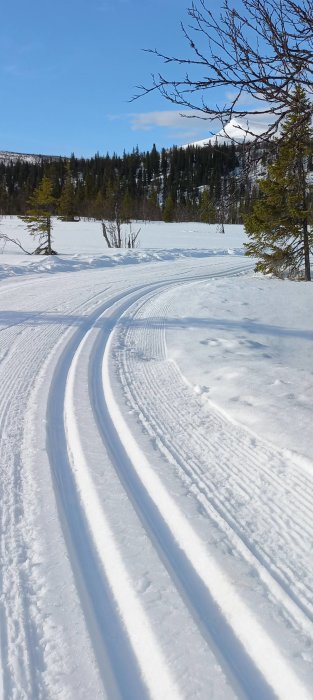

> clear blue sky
[0,0,225,157]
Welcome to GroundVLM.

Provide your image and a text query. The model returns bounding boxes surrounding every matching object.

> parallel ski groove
[116,285,313,622]
[47,281,185,700]
[106,280,313,698]
[2,256,299,699]
[46,267,253,699]
[0,283,122,699]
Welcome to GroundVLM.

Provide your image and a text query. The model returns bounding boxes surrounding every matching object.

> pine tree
[146,190,161,221]
[163,194,175,222]
[120,191,133,223]
[244,87,313,280]
[58,168,76,221]
[0,177,9,214]
[199,188,216,223]
[20,176,57,255]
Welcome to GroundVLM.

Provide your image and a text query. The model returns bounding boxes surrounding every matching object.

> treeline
[1,141,312,223]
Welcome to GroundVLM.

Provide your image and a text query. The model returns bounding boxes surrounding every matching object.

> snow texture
[0,217,312,699]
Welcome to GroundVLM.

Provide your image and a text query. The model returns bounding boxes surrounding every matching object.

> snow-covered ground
[0,217,312,699]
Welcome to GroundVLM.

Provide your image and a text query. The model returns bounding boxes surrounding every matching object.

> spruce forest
[2,140,308,224]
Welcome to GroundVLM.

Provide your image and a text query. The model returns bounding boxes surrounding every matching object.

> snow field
[109,275,313,697]
[0,218,312,698]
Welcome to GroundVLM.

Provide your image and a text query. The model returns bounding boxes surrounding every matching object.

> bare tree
[135,0,313,141]
[127,223,141,248]
[102,212,140,249]
[0,232,32,254]
[101,204,123,248]
[102,220,141,248]
[101,182,140,249]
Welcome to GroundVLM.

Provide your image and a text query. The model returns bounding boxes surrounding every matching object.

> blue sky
[0,0,226,157]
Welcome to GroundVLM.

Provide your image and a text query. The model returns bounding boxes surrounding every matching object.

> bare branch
[0,233,32,255]
[133,0,313,142]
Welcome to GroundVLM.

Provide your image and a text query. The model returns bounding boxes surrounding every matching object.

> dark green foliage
[163,194,175,222]
[20,176,57,255]
[58,167,76,221]
[199,188,216,223]
[0,141,242,223]
[244,87,313,280]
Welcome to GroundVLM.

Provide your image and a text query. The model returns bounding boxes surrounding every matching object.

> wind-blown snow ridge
[0,248,244,281]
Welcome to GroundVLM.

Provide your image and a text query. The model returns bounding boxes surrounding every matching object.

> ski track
[108,281,313,698]
[0,278,116,699]
[1,257,312,698]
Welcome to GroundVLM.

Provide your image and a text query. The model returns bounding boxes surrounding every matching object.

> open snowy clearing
[0,219,312,699]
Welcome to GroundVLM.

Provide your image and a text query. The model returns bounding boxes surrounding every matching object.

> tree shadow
[115,315,313,341]
[0,310,312,342]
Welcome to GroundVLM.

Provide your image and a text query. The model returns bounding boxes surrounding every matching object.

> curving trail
[0,256,312,699]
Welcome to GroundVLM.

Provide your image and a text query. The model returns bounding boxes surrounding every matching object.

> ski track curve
[45,263,253,699]
[4,257,312,699]
[103,279,313,698]
[0,277,119,700]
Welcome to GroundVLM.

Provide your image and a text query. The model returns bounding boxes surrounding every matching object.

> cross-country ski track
[0,256,312,700]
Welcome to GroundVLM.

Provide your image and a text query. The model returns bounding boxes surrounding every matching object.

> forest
[0,141,275,224]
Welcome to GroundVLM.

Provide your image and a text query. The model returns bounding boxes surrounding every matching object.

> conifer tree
[244,87,313,281]
[20,176,57,255]
[58,168,76,221]
[146,190,161,221]
[0,178,8,214]
[163,193,175,222]
[199,189,216,224]
[120,191,133,223]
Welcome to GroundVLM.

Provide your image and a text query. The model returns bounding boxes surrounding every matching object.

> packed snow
[0,216,312,699]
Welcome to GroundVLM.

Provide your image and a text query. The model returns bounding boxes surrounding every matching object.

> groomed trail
[0,256,312,699]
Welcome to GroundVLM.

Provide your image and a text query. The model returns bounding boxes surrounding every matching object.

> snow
[0,216,312,699]
[183,116,275,148]
[0,151,46,165]
[1,215,246,253]
[165,276,313,461]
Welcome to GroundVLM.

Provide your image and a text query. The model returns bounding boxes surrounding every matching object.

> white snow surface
[0,217,312,699]
[183,117,274,148]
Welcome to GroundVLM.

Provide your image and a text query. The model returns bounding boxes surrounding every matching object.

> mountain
[0,151,63,165]
[184,117,273,148]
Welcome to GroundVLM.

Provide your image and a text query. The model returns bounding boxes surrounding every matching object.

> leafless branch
[133,0,313,142]
[0,233,32,255]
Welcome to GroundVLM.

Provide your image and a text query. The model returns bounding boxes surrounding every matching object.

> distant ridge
[0,150,65,165]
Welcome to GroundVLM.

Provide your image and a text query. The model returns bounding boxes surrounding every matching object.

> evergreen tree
[199,188,216,223]
[20,176,57,254]
[0,177,9,214]
[245,87,313,280]
[163,193,175,222]
[146,189,161,221]
[58,168,76,221]
[120,191,133,222]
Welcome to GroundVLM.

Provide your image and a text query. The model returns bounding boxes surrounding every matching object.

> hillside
[0,142,251,223]
[0,138,312,224]
[0,150,63,165]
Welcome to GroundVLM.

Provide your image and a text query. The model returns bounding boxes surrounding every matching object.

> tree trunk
[300,158,311,281]
[47,216,52,255]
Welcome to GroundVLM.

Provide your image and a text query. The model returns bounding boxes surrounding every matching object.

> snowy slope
[183,117,273,148]
[0,218,312,699]
[0,151,61,165]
